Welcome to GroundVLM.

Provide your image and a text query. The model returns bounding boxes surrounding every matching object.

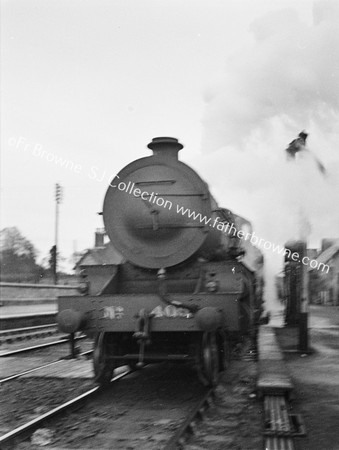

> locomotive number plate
[103,306,124,319]
[150,305,193,319]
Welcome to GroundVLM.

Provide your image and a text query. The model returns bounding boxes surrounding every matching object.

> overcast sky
[1,0,339,294]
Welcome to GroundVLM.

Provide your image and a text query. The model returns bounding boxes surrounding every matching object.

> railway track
[164,387,215,449]
[0,334,86,357]
[0,364,216,450]
[0,323,59,345]
[0,313,56,331]
[0,339,263,449]
[0,368,132,450]
[0,350,93,384]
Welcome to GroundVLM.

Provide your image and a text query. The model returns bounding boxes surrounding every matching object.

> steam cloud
[203,0,339,149]
[201,0,339,309]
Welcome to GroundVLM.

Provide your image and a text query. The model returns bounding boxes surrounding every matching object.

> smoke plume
[201,0,339,310]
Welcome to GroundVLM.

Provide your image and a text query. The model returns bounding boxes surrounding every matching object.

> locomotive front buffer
[58,261,256,387]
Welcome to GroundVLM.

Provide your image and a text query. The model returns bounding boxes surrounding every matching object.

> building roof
[315,239,339,266]
[77,243,125,267]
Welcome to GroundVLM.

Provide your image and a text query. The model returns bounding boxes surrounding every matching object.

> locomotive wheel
[197,332,219,387]
[93,332,116,387]
[127,361,138,371]
[218,331,231,372]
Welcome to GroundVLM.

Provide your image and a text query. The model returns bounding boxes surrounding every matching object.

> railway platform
[257,324,297,450]
[257,326,293,398]
[259,305,339,450]
[0,305,57,331]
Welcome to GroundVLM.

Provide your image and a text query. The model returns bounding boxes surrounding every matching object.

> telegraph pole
[54,183,63,284]
[284,135,310,352]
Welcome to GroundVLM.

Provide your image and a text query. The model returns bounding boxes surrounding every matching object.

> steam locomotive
[57,137,264,386]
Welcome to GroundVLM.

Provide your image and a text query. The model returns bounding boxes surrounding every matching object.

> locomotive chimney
[147,137,183,160]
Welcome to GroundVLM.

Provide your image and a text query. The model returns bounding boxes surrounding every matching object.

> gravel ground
[0,334,65,355]
[0,358,263,450]
[0,377,95,435]
[185,361,262,450]
[0,338,93,380]
[0,333,90,356]
[16,363,207,450]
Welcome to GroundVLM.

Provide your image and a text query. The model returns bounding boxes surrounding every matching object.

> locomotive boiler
[57,137,264,386]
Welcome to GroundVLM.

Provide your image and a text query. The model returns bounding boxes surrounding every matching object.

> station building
[75,229,124,295]
[309,238,339,306]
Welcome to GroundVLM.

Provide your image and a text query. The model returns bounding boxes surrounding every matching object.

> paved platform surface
[275,305,339,450]
[257,326,293,398]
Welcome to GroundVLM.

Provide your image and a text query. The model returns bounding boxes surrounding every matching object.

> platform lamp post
[297,206,310,353]
[54,183,63,285]
[284,135,310,353]
[299,241,309,353]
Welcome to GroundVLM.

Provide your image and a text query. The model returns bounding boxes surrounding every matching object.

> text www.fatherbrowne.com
[8,135,327,274]
[113,180,329,274]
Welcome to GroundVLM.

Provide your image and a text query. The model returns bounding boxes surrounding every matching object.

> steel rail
[0,350,93,384]
[0,368,132,450]
[163,387,215,450]
[163,339,256,449]
[0,313,56,332]
[0,323,58,337]
[0,335,86,357]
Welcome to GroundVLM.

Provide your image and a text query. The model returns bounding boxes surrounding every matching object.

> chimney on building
[95,228,106,247]
[307,248,318,260]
